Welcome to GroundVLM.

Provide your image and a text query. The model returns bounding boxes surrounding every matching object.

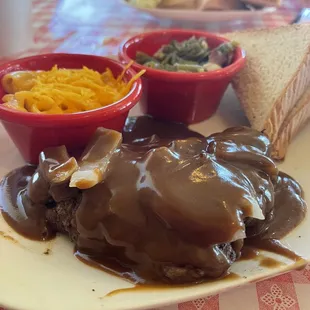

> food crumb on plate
[43,249,51,255]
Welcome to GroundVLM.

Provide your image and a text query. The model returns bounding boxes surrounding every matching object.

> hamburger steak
[0,116,307,284]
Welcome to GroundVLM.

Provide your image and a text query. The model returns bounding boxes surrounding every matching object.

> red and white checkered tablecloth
[1,1,310,310]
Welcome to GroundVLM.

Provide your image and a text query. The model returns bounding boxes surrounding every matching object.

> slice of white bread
[224,24,310,145]
[272,87,310,159]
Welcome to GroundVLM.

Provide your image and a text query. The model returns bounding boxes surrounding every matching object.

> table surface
[1,1,310,310]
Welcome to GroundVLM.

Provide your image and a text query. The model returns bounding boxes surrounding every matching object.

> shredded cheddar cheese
[2,63,145,114]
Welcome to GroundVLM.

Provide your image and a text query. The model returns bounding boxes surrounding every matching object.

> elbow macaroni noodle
[1,63,144,114]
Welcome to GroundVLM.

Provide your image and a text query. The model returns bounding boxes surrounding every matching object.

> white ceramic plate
[122,0,276,22]
[0,87,309,310]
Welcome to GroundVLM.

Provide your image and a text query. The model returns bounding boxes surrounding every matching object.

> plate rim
[121,0,277,15]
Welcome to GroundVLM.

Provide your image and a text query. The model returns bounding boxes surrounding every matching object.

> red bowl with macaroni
[0,53,142,164]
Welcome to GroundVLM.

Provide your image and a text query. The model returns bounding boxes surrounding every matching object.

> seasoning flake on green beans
[135,36,239,73]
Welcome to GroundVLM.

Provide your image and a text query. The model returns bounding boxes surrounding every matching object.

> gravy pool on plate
[0,116,307,284]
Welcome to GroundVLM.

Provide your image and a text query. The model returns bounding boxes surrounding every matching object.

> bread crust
[272,87,310,160]
[264,50,310,143]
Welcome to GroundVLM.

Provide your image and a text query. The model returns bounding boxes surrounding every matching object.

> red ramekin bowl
[119,29,246,124]
[0,53,142,164]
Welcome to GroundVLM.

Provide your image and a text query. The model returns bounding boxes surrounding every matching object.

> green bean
[176,58,198,65]
[163,64,178,72]
[135,36,238,73]
[144,61,161,69]
[175,64,204,73]
[136,51,156,64]
[203,63,222,72]
[154,49,166,60]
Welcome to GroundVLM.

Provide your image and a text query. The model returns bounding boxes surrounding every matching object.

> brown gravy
[244,238,302,262]
[240,246,260,261]
[259,257,283,268]
[0,116,307,285]
[75,250,144,284]
[104,272,241,298]
[0,165,55,241]
[240,244,285,269]
[0,231,18,244]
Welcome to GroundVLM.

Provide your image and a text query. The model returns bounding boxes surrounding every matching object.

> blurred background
[0,0,309,62]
